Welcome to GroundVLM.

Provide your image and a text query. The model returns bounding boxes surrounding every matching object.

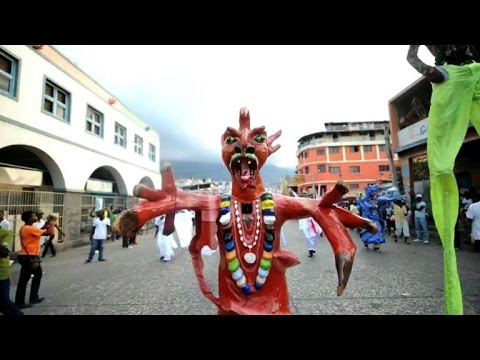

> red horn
[239,107,250,130]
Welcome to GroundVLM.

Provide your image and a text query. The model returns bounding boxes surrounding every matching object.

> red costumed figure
[113,108,377,315]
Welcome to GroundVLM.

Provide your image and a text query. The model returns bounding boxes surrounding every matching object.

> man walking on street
[85,210,110,263]
[414,194,429,244]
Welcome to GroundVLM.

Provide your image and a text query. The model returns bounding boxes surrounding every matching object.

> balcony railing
[298,135,385,151]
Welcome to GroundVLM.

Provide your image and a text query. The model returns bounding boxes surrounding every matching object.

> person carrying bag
[14,211,49,310]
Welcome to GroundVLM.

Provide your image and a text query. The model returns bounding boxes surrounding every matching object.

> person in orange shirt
[14,211,50,309]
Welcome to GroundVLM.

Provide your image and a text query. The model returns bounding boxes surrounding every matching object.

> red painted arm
[274,183,376,295]
[113,163,220,237]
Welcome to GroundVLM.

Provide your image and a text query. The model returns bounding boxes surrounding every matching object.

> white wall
[0,45,163,194]
[0,121,161,194]
[0,45,160,176]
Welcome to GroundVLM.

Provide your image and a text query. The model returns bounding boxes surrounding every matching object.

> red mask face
[221,108,281,191]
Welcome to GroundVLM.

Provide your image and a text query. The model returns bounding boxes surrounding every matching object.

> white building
[0,45,161,246]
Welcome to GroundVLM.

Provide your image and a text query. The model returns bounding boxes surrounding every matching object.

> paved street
[9,221,480,315]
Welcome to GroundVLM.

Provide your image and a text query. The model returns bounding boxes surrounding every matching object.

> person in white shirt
[33,212,47,247]
[174,210,193,248]
[462,192,473,211]
[155,214,177,262]
[0,210,10,231]
[349,201,360,215]
[466,197,480,253]
[154,215,163,238]
[298,217,323,257]
[414,194,430,244]
[85,210,110,263]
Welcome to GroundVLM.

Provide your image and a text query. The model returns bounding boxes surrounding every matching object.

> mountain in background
[166,160,296,185]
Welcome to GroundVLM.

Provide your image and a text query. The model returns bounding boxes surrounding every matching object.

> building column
[62,192,87,248]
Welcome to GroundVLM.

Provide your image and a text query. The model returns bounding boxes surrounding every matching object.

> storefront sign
[398,118,428,147]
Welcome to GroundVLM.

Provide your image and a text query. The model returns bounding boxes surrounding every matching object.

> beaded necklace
[219,193,275,295]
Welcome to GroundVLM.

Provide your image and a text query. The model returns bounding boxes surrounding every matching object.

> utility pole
[384,125,398,189]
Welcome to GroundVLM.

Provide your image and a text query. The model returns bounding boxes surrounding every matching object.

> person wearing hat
[413,194,429,244]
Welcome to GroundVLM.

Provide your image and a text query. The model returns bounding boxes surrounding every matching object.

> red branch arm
[274,183,377,295]
[113,163,220,237]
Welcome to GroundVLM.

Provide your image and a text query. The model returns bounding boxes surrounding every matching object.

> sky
[54,45,434,168]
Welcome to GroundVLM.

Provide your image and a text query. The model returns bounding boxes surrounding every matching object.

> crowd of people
[0,209,63,315]
[2,183,479,316]
[340,186,480,252]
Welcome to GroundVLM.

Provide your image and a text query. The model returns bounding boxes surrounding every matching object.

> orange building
[296,121,392,197]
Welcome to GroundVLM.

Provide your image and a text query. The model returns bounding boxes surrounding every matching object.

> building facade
[389,76,480,206]
[0,45,161,248]
[296,121,392,198]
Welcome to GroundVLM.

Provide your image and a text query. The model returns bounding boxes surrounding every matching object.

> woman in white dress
[155,215,177,262]
[298,217,323,257]
[174,210,194,248]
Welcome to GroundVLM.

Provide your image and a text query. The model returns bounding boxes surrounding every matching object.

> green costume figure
[407,45,480,315]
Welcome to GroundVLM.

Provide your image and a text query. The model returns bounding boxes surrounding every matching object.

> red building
[296,121,392,197]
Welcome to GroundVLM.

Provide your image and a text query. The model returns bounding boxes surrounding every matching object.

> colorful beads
[225,240,235,252]
[220,196,232,217]
[260,193,273,201]
[219,213,231,225]
[228,257,240,272]
[258,268,269,278]
[262,250,273,260]
[226,249,237,261]
[260,258,272,270]
[263,242,274,251]
[261,199,275,209]
[236,275,247,287]
[256,275,266,285]
[262,209,275,217]
[265,232,274,242]
[232,268,243,281]
[224,231,233,242]
[241,284,251,295]
[221,193,276,296]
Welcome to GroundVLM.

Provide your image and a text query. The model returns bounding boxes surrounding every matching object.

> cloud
[55,45,433,168]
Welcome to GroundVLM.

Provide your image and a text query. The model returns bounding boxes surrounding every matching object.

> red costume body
[114,108,376,314]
